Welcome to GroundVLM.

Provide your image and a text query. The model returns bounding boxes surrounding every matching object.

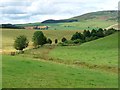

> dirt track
[105,24,118,29]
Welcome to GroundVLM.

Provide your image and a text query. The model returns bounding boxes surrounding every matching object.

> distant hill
[16,10,118,30]
[41,19,78,23]
[41,10,117,23]
[71,10,118,21]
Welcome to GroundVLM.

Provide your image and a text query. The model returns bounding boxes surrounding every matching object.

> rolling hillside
[49,32,118,67]
[16,10,118,30]
[21,32,118,70]
[2,32,118,88]
[71,10,117,21]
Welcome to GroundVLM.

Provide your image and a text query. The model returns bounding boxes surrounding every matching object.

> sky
[0,0,119,24]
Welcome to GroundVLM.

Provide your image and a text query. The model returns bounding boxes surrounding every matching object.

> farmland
[2,32,119,88]
[17,11,117,30]
[2,53,118,88]
[2,29,82,51]
[1,10,119,88]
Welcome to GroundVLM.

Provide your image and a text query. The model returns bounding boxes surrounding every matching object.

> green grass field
[49,32,118,67]
[17,19,116,30]
[51,19,116,30]
[17,32,118,73]
[2,32,118,88]
[2,55,118,88]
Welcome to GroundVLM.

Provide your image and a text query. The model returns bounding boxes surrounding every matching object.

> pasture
[49,32,118,67]
[1,28,119,88]
[17,19,116,30]
[18,32,118,73]
[2,55,118,88]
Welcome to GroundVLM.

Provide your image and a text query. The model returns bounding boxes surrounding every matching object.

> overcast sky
[0,0,119,24]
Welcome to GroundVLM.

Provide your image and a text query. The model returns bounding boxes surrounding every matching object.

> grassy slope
[49,32,118,67]
[2,55,118,88]
[2,32,118,88]
[71,10,117,21]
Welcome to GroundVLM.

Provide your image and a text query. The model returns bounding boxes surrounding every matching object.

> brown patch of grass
[73,61,118,73]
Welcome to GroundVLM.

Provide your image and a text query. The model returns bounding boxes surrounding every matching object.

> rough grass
[2,55,118,88]
[49,32,118,67]
[2,26,119,88]
[20,32,118,73]
[2,32,119,88]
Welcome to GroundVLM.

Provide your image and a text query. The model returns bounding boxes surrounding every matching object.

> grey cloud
[0,0,119,24]
[5,14,30,20]
[1,6,27,14]
[0,1,31,7]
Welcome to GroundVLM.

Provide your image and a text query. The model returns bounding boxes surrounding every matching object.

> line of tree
[71,28,116,43]
[1,24,24,29]
[14,28,117,52]
[60,28,117,46]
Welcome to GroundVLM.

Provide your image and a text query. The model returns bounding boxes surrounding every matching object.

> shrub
[61,37,67,42]
[73,39,82,44]
[47,38,52,44]
[85,37,92,42]
[14,35,29,51]
[32,31,47,47]
[65,40,74,44]
[59,42,68,46]
[91,29,97,37]
[83,30,91,37]
[71,32,84,40]
[96,28,105,38]
[105,28,116,36]
[55,39,58,44]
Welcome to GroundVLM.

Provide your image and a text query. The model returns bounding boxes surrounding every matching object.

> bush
[73,39,82,44]
[61,37,67,42]
[47,38,52,44]
[91,29,97,37]
[85,37,92,42]
[90,36,98,40]
[71,32,84,40]
[32,31,47,47]
[55,39,58,44]
[58,42,68,46]
[65,40,74,44]
[83,30,91,37]
[14,35,29,51]
[105,28,116,36]
[96,28,104,38]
